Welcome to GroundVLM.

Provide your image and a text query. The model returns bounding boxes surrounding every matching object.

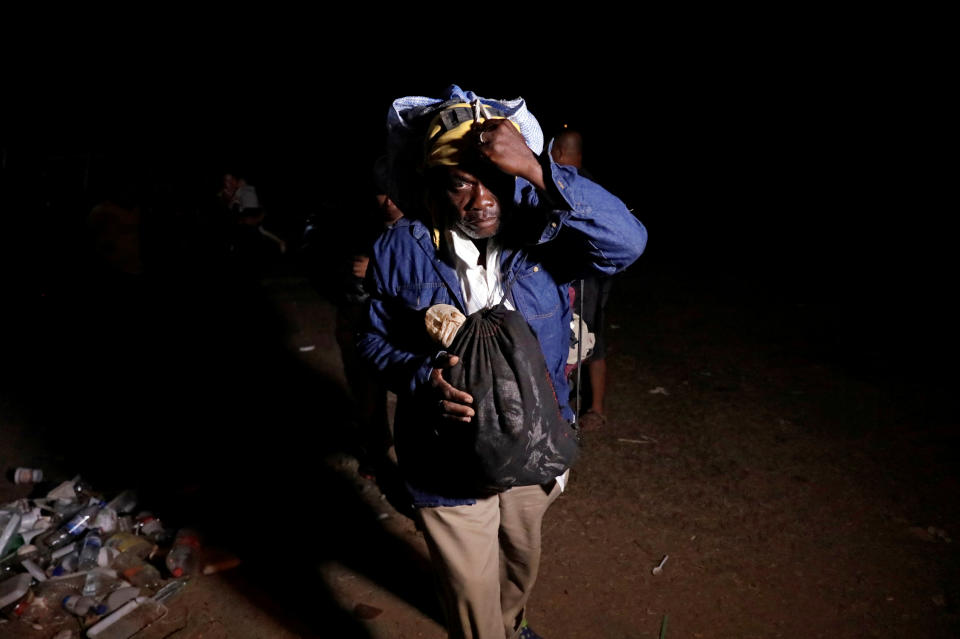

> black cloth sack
[439,303,579,493]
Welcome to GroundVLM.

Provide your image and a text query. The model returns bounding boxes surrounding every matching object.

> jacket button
[533,266,539,272]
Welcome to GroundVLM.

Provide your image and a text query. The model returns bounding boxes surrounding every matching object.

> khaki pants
[418,477,564,639]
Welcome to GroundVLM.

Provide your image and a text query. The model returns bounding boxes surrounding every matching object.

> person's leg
[498,478,563,638]
[587,357,607,416]
[580,276,612,430]
[419,496,504,639]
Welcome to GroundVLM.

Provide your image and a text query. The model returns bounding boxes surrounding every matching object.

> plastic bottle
[13,468,44,484]
[80,532,104,596]
[81,567,119,599]
[165,529,201,578]
[111,551,163,590]
[40,501,104,551]
[50,550,79,577]
[63,594,107,616]
[78,532,102,570]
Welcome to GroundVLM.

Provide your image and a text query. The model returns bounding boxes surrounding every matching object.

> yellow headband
[424,102,521,167]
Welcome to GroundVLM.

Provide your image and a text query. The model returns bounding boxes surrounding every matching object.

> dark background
[4,30,952,366]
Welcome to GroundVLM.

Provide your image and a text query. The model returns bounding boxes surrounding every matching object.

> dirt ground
[2,257,958,638]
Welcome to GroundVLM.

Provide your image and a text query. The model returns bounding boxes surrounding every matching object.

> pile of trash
[0,470,233,638]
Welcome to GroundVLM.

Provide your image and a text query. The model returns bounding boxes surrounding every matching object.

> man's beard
[456,213,501,239]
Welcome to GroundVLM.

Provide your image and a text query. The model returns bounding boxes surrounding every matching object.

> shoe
[578,410,606,432]
[518,619,544,639]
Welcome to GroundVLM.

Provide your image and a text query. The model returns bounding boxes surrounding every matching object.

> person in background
[551,129,613,431]
[341,160,404,481]
[219,172,286,255]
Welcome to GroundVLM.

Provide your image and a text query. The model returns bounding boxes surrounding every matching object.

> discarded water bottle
[79,532,102,570]
[165,528,201,578]
[63,594,107,616]
[81,533,104,595]
[40,501,104,550]
[50,550,79,577]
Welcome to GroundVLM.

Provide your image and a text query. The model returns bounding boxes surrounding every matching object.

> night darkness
[1,24,957,637]
[5,35,953,367]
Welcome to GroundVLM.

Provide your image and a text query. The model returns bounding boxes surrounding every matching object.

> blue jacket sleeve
[518,155,647,277]
[356,244,436,397]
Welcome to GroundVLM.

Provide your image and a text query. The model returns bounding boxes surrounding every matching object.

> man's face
[435,166,503,239]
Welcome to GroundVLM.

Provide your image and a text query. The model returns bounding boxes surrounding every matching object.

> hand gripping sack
[440,302,579,493]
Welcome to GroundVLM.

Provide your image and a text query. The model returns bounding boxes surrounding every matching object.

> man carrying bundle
[359,86,646,639]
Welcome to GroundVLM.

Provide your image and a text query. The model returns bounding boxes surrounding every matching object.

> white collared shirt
[445,229,515,315]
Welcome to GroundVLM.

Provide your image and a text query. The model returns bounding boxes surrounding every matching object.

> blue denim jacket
[358,158,647,499]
